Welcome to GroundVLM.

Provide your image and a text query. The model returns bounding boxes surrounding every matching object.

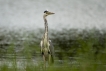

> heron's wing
[49,40,54,64]
[49,40,54,57]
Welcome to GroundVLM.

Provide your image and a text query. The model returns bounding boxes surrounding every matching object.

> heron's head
[44,10,55,17]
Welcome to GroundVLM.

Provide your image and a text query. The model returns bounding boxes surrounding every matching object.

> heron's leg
[43,55,46,70]
[48,54,52,65]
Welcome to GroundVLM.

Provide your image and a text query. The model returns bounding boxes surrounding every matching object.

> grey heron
[40,10,55,67]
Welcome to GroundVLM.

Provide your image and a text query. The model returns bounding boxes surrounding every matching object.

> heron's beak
[47,11,55,15]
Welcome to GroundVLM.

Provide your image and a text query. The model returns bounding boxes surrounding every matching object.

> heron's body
[40,10,55,67]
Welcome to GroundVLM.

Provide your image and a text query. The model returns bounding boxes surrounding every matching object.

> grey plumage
[40,10,55,66]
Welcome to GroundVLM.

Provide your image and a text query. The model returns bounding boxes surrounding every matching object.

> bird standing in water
[40,10,55,68]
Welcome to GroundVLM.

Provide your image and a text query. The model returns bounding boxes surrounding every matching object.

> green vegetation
[0,28,106,71]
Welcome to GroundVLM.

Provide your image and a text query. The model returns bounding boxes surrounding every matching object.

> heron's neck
[43,16,48,34]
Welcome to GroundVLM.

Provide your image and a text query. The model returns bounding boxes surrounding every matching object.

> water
[0,0,106,31]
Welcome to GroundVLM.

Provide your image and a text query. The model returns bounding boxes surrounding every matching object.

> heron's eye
[44,10,48,13]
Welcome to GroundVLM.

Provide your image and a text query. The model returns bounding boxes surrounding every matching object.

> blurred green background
[0,28,106,71]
